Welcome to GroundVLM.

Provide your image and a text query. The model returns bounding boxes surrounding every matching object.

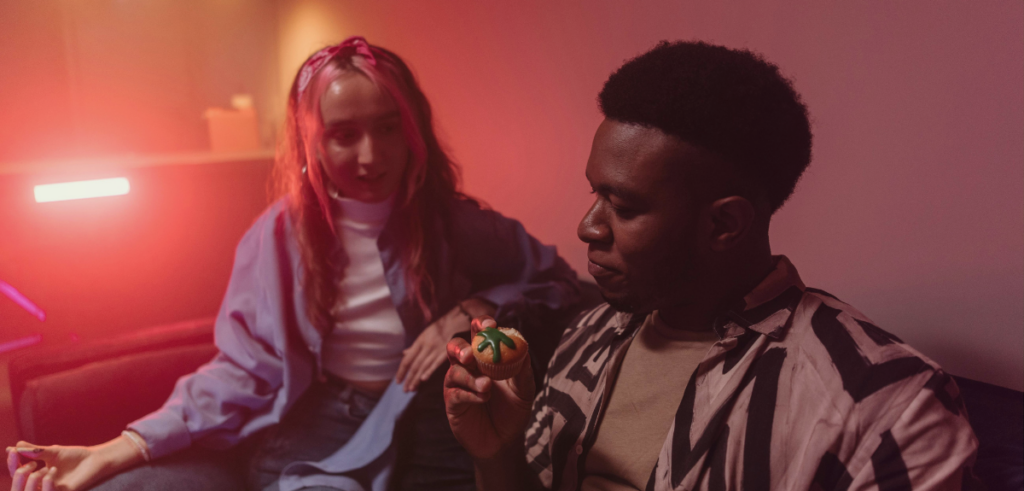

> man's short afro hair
[599,41,812,213]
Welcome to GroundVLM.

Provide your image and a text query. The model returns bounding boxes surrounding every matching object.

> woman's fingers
[408,351,447,391]
[11,461,38,491]
[405,344,442,391]
[403,353,426,392]
[7,447,19,476]
[421,351,446,381]
[13,443,49,464]
[42,467,57,491]
[395,344,417,383]
[24,465,47,491]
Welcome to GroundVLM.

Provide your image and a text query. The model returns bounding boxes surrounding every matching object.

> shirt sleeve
[849,371,979,491]
[524,363,556,490]
[128,208,294,459]
[448,200,579,317]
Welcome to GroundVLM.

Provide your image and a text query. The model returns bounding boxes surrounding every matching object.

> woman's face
[319,70,410,203]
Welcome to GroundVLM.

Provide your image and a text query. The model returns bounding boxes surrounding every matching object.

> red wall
[0,159,273,344]
[293,1,1024,390]
[0,1,1020,390]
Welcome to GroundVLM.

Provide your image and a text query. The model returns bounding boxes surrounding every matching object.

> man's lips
[587,259,619,278]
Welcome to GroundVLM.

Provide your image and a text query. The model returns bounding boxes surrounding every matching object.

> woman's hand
[443,316,536,461]
[7,435,145,491]
[395,298,495,392]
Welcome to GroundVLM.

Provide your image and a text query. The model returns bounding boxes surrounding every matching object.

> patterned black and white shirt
[525,256,979,490]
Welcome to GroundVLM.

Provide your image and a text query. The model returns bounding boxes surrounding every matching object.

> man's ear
[708,196,756,252]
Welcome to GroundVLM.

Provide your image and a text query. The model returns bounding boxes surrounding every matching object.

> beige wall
[0,0,280,163]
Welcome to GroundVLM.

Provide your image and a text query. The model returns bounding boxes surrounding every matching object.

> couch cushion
[18,343,217,445]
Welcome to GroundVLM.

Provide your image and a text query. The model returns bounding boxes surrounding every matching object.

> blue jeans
[90,379,379,491]
[247,378,380,491]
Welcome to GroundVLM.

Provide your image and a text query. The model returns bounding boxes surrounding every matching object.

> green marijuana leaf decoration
[476,327,517,363]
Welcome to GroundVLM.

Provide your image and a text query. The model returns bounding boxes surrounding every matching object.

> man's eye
[612,206,636,218]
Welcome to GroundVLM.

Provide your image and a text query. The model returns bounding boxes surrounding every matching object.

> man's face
[578,119,709,312]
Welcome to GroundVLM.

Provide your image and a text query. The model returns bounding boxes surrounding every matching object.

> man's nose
[578,200,611,244]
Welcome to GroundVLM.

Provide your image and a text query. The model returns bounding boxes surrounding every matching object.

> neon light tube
[34,177,130,203]
[0,279,45,321]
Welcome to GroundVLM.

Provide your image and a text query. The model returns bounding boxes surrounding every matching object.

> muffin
[472,326,529,380]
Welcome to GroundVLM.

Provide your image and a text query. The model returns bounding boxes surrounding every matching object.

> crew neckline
[650,311,720,342]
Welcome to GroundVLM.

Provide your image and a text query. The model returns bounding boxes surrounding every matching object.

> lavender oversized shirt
[129,197,580,490]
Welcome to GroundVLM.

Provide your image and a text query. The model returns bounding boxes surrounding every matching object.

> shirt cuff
[126,408,193,460]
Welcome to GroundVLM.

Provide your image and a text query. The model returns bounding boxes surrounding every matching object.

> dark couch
[7,313,1022,490]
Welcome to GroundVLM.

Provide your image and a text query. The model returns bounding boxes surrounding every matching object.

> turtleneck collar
[331,191,395,231]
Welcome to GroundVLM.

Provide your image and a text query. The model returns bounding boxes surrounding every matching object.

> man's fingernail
[16,447,42,454]
[475,378,487,391]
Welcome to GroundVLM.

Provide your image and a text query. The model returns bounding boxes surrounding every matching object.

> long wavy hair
[274,41,466,333]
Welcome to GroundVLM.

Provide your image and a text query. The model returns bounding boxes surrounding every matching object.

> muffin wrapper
[478,352,527,381]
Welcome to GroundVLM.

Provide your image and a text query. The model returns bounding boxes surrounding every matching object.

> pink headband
[296,36,377,99]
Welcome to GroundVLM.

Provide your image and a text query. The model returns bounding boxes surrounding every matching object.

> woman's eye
[378,122,401,135]
[331,130,359,143]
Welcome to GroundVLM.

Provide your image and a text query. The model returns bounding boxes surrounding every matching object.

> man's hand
[443,316,536,460]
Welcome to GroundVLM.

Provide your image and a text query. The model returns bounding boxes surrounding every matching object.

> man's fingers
[444,386,489,411]
[446,338,471,365]
[470,316,497,335]
[445,363,492,395]
[508,353,537,402]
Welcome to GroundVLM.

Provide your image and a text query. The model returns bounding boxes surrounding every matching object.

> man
[443,41,979,490]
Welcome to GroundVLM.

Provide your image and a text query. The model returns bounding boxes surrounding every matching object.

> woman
[7,37,579,491]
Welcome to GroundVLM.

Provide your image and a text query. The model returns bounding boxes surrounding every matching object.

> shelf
[0,149,276,176]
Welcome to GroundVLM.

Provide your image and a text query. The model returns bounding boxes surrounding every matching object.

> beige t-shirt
[582,311,719,491]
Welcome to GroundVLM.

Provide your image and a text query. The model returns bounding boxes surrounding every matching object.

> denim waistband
[321,372,385,405]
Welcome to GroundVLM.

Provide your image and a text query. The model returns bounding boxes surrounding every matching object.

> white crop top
[321,194,406,382]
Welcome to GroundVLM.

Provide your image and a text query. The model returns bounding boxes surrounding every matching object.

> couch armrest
[9,318,216,445]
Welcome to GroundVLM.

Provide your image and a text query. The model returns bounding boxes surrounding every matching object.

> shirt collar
[715,255,805,339]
